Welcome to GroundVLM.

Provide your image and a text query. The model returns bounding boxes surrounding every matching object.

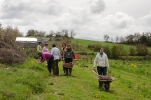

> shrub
[0,24,23,46]
[111,45,127,59]
[0,41,25,64]
[111,46,119,59]
[103,46,111,58]
[136,44,148,56]
[87,43,101,52]
[129,47,136,56]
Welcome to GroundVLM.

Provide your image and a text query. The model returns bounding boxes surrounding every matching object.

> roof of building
[16,37,37,42]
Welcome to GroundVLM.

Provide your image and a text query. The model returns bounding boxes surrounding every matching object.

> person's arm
[58,49,61,60]
[63,51,66,61]
[105,54,110,68]
[93,54,98,68]
[42,47,45,52]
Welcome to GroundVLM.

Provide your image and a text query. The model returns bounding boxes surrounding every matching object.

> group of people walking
[37,42,74,76]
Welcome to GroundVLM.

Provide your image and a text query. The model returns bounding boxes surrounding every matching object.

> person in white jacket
[93,47,110,88]
[51,44,61,75]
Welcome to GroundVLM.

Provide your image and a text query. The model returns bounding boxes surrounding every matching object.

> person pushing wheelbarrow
[93,47,113,91]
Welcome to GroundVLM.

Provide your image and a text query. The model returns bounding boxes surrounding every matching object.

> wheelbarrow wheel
[104,83,110,91]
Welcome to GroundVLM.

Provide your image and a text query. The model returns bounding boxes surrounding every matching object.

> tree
[0,25,23,45]
[119,36,125,43]
[115,36,119,43]
[133,32,141,43]
[126,34,134,44]
[104,34,110,42]
[38,31,45,36]
[139,35,148,45]
[55,31,62,37]
[64,30,69,38]
[46,30,54,37]
[70,30,76,38]
[110,37,114,42]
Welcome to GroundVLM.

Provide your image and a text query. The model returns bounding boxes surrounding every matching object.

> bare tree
[119,36,125,43]
[110,37,114,42]
[70,30,76,38]
[115,36,119,43]
[104,34,110,42]
[133,32,141,43]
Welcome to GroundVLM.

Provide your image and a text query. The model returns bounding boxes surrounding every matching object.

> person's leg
[56,60,59,75]
[102,67,107,75]
[48,56,54,74]
[63,67,65,73]
[69,58,73,75]
[97,66,102,75]
[69,68,72,75]
[52,60,56,75]
[64,68,68,75]
[97,66,103,88]
[64,58,70,75]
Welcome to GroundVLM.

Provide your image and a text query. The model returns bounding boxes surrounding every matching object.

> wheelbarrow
[92,69,114,91]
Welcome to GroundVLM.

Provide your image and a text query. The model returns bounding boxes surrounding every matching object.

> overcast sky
[0,0,151,41]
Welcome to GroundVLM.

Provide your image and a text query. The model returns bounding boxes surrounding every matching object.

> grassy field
[72,39,151,52]
[0,38,151,100]
[0,57,151,100]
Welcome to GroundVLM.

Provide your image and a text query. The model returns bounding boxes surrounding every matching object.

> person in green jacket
[37,42,42,53]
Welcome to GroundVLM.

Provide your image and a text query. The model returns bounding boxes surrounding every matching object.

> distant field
[72,38,151,53]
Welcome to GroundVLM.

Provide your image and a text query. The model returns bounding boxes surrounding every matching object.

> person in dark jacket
[63,44,74,75]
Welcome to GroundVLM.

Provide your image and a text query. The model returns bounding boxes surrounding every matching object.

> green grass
[72,38,151,52]
[0,58,151,100]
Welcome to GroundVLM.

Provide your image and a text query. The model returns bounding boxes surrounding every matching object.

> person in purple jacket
[38,52,54,74]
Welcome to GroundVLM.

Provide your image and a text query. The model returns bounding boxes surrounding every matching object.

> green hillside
[0,38,151,100]
[72,38,151,52]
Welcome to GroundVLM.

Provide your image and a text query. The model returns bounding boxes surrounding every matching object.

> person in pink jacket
[42,43,49,52]
[38,52,54,74]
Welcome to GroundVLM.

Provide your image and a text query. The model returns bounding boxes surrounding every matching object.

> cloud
[140,10,151,27]
[0,0,63,19]
[103,12,134,29]
[0,0,64,34]
[55,7,91,30]
[90,0,105,14]
[0,0,151,40]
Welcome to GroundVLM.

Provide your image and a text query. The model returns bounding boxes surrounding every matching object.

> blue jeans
[97,66,107,87]
[97,66,107,75]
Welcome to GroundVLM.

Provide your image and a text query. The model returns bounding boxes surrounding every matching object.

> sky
[0,0,151,41]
